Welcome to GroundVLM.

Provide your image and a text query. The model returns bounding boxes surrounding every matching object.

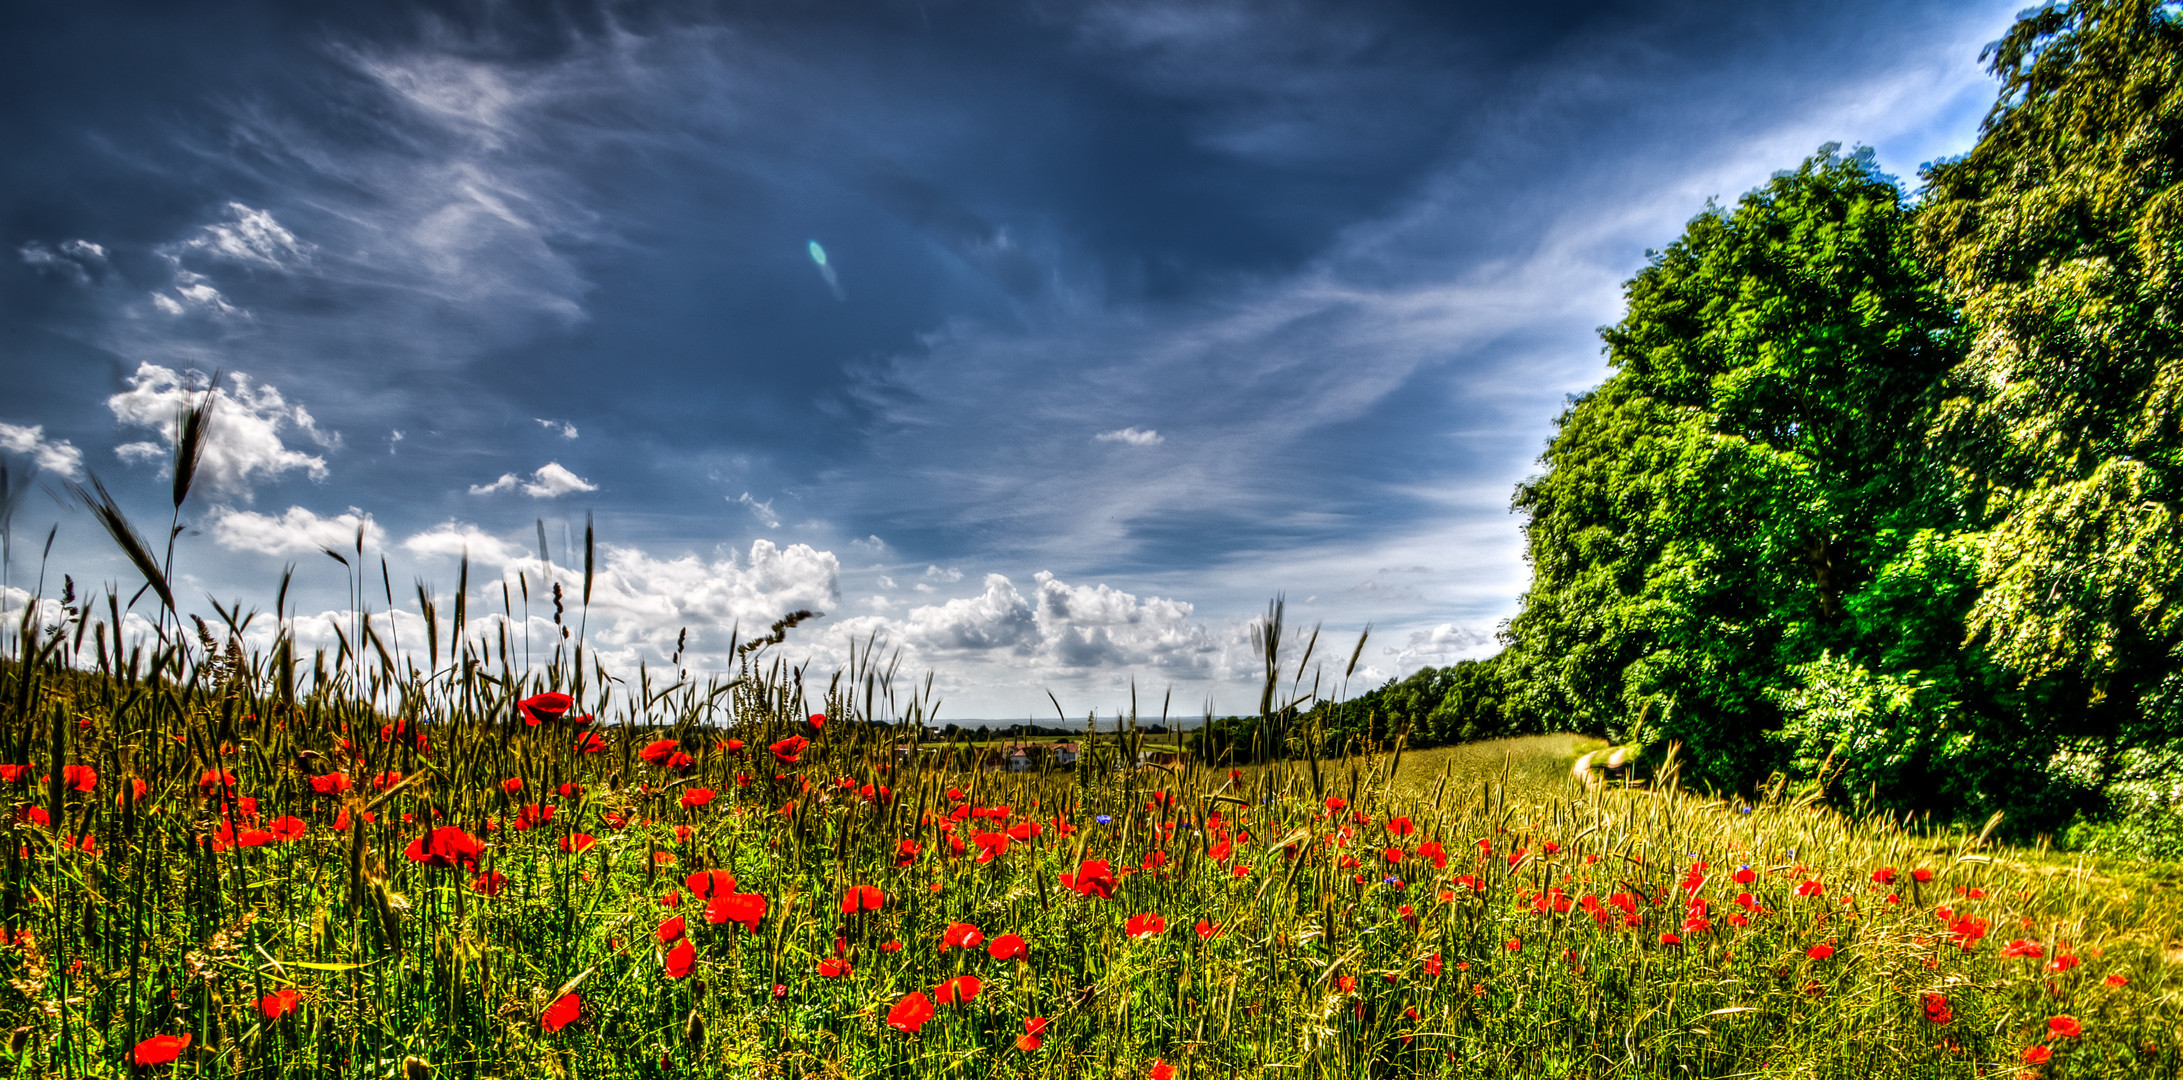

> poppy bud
[402,1056,432,1080]
[6,1026,29,1056]
[683,1008,705,1046]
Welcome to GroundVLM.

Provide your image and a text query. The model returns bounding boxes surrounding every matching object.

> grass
[0,578,2178,1078]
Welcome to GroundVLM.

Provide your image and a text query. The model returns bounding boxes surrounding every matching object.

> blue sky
[1,0,2018,719]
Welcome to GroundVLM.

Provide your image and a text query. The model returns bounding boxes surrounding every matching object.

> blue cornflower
[1095,815,1113,825]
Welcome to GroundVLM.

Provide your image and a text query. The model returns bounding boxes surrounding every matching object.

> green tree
[1917,0,2183,743]
[1504,146,1975,798]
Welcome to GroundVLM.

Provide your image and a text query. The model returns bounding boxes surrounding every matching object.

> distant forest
[1215,1,2183,854]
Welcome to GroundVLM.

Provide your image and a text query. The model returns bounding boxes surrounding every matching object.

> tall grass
[0,500,2176,1077]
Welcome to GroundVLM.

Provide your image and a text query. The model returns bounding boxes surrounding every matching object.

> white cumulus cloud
[1093,426,1164,446]
[184,203,315,271]
[0,422,84,477]
[1385,622,1495,668]
[534,417,578,439]
[18,239,108,283]
[470,462,596,497]
[106,364,334,498]
[207,505,381,557]
[402,521,524,566]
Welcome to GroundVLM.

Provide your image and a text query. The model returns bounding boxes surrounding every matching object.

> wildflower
[1195,919,1221,940]
[573,732,607,754]
[686,869,738,898]
[1149,1059,1176,1080]
[1807,943,1835,960]
[1505,938,1522,951]
[769,735,809,764]
[640,739,681,767]
[2002,939,2044,959]
[1922,992,1953,1025]
[1095,814,1113,825]
[1911,868,1933,883]
[1337,976,1357,994]
[1424,953,1443,976]
[679,788,715,809]
[519,692,574,726]
[501,777,523,795]
[1059,859,1117,899]
[1732,866,1756,885]
[704,893,766,932]
[1324,796,1348,811]
[541,993,580,1033]
[887,992,935,1033]
[1794,879,1823,897]
[934,975,982,1004]
[132,1034,192,1066]
[816,957,852,978]
[559,833,596,854]
[808,712,826,729]
[2020,1045,2051,1065]
[2046,951,2079,973]
[1016,1016,1047,1052]
[0,765,29,784]
[269,816,307,841]
[988,933,1028,961]
[665,939,696,979]
[470,871,506,896]
[941,922,984,951]
[1872,867,1897,885]
[258,988,301,1019]
[880,940,904,953]
[61,765,96,792]
[403,827,483,871]
[2104,974,2129,987]
[1385,816,1415,837]
[1126,913,1168,938]
[1658,932,1681,946]
[974,831,1010,863]
[2045,1016,2081,1040]
[657,916,686,944]
[894,838,921,867]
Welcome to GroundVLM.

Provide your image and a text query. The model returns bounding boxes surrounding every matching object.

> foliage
[1501,146,1977,799]
[1916,0,2183,733]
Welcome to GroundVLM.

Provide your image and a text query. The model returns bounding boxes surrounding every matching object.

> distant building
[1051,742,1081,767]
[1137,749,1189,768]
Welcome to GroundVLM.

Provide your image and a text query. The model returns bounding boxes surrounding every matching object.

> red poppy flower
[894,838,921,867]
[0,765,30,784]
[500,777,523,795]
[1922,992,1953,1025]
[934,975,982,1004]
[679,788,715,809]
[197,769,236,795]
[1324,796,1347,811]
[519,692,574,726]
[132,1033,191,1066]
[1794,879,1823,897]
[1658,932,1681,946]
[1059,859,1117,899]
[880,940,904,953]
[987,933,1028,961]
[61,765,96,792]
[2002,939,2044,959]
[2021,1045,2052,1064]
[816,957,852,978]
[1871,866,1897,885]
[470,870,506,896]
[1912,867,1934,882]
[309,773,350,795]
[1015,1015,1047,1052]
[939,921,984,952]
[1148,1059,1175,1080]
[685,869,738,898]
[841,884,885,914]
[648,916,684,946]
[664,939,696,979]
[573,732,607,755]
[2105,973,2129,987]
[269,816,307,841]
[2046,1015,2082,1040]
[560,833,596,854]
[887,991,934,1033]
[1125,913,1167,938]
[974,831,1010,863]
[640,739,681,766]
[807,713,826,729]
[769,735,809,764]
[541,992,580,1032]
[403,827,482,871]
[1807,943,1835,960]
[1424,953,1443,976]
[705,892,766,932]
[1731,866,1756,884]
[257,987,301,1019]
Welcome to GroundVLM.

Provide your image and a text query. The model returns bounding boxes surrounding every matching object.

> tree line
[1275,1,2183,851]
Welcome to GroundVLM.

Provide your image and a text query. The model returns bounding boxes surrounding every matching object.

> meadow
[0,582,2179,1080]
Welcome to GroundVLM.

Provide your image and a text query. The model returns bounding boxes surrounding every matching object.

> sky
[0,0,2022,722]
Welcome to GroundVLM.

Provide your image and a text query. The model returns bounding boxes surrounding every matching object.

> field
[1,612,2180,1080]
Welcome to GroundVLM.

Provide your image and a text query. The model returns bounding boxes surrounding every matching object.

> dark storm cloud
[0,0,2013,713]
